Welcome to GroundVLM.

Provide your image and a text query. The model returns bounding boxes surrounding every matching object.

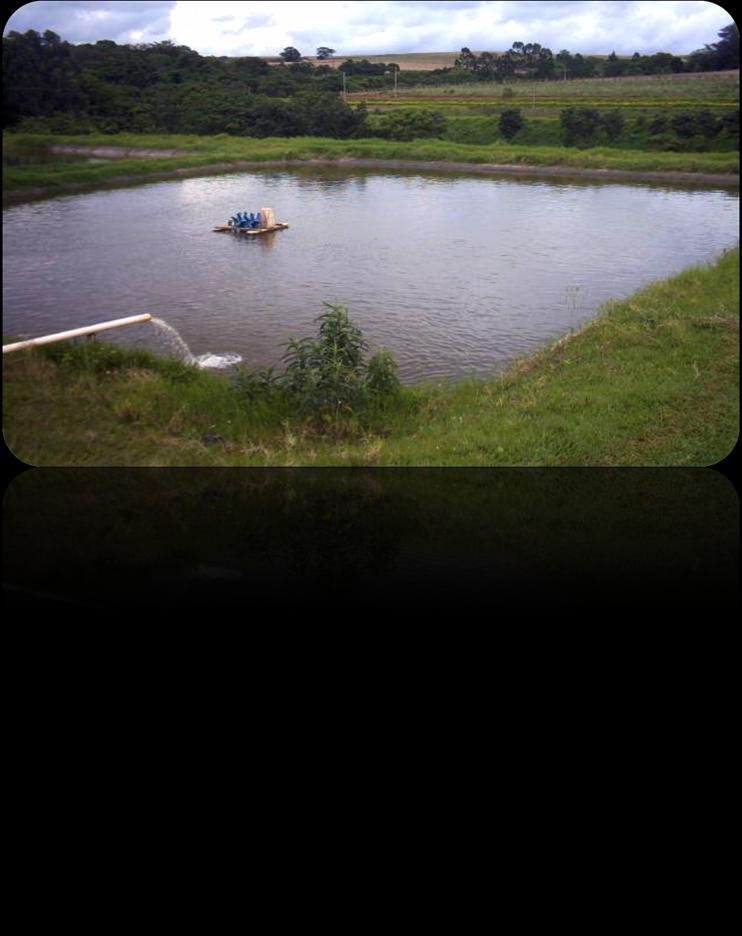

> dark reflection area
[3,468,738,613]
[290,169,361,191]
[252,163,739,196]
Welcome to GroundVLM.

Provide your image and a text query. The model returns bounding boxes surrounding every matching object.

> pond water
[3,167,739,382]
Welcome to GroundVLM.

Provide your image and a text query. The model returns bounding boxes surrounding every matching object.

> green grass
[356,69,739,152]
[3,129,738,203]
[4,248,738,467]
[377,71,740,102]
[364,111,739,150]
[3,73,737,197]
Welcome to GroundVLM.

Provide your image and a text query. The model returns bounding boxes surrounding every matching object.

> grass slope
[3,130,739,204]
[4,248,738,467]
[354,70,740,100]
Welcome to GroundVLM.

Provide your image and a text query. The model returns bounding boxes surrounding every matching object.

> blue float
[230,211,262,228]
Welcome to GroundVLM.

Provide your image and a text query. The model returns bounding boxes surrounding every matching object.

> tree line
[2,30,360,134]
[3,25,739,139]
[455,26,739,81]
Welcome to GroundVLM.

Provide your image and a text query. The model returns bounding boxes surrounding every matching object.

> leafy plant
[560,106,601,147]
[601,109,624,141]
[366,347,401,397]
[671,109,720,140]
[232,364,279,402]
[371,109,448,141]
[282,303,369,418]
[499,108,524,140]
[231,304,402,427]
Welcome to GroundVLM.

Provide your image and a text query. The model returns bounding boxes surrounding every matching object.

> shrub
[14,113,95,134]
[232,304,401,425]
[282,303,369,418]
[671,110,721,140]
[719,109,739,134]
[371,109,448,141]
[560,106,601,147]
[499,108,524,140]
[646,131,684,151]
[649,115,669,135]
[232,365,280,402]
[601,109,625,141]
[718,109,740,149]
[366,347,401,397]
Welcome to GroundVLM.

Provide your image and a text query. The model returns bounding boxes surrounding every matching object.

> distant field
[348,70,740,103]
[267,52,462,69]
[288,51,721,71]
[304,52,469,70]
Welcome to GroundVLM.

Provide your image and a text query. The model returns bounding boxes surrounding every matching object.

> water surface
[3,167,738,381]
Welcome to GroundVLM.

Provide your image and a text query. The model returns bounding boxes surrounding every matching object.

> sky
[2,1,737,57]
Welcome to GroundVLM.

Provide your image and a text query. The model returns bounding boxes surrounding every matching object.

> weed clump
[232,302,400,429]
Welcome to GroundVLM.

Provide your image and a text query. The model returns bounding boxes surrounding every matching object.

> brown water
[2,166,738,382]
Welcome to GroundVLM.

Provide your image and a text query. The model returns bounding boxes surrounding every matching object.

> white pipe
[3,314,153,354]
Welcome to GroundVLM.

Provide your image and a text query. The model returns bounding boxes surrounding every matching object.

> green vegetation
[243,302,400,423]
[3,26,738,202]
[3,131,738,204]
[368,108,448,140]
[358,71,739,103]
[453,28,739,82]
[3,25,738,134]
[3,27,738,468]
[7,68,736,204]
[499,108,525,140]
[5,248,738,467]
[357,68,739,151]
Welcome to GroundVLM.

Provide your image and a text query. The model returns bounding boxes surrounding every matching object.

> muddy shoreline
[5,146,739,202]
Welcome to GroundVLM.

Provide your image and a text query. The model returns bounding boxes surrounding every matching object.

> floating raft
[212,223,289,236]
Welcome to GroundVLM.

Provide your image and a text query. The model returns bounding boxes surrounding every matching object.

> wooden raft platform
[212,223,289,236]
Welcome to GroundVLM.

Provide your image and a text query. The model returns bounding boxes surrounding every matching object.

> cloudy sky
[3,1,736,57]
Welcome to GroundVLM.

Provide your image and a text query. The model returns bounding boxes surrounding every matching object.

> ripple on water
[2,170,738,382]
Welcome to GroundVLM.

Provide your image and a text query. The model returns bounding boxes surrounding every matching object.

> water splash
[194,352,243,369]
[149,317,241,369]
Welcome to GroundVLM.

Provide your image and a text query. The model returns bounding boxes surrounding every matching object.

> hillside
[302,51,679,70]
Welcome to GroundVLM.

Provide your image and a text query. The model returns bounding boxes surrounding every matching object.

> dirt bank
[49,144,192,158]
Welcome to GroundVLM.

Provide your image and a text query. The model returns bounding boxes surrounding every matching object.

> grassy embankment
[3,130,738,203]
[3,74,738,198]
[3,71,738,188]
[4,247,738,467]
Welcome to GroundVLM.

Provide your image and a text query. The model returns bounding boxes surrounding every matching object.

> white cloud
[167,0,736,56]
[4,1,736,56]
[4,1,177,44]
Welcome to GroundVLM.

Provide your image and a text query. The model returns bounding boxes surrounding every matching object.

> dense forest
[2,30,368,135]
[3,24,739,137]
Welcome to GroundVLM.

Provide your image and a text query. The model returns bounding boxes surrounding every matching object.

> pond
[2,167,739,382]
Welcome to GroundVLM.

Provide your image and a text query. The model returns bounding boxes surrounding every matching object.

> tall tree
[714,23,740,70]
[688,23,739,71]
